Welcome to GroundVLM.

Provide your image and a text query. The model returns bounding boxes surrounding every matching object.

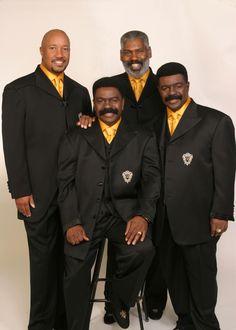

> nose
[55,47,63,57]
[104,99,111,107]
[169,85,176,94]
[130,50,138,61]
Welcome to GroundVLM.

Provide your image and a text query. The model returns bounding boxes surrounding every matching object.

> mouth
[130,63,142,71]
[52,59,65,66]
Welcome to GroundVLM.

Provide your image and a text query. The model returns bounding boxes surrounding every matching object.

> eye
[121,50,132,57]
[160,86,168,92]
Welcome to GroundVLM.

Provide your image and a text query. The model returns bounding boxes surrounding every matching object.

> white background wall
[0,1,235,329]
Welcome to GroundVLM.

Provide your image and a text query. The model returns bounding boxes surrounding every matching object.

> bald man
[2,29,92,330]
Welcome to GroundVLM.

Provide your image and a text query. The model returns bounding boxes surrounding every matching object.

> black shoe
[112,308,130,329]
[148,307,163,320]
[111,299,130,329]
[103,312,116,324]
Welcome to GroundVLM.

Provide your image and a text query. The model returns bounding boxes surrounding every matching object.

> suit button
[101,166,106,170]
[97,198,101,202]
[97,182,103,186]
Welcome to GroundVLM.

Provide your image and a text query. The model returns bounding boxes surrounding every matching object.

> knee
[134,238,155,261]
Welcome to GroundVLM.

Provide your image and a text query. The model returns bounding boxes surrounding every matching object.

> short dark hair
[92,77,123,97]
[156,62,188,83]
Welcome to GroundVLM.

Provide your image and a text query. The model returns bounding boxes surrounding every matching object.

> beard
[122,58,150,78]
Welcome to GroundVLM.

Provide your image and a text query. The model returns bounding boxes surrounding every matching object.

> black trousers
[64,212,155,330]
[24,200,66,330]
[160,218,220,330]
[105,244,167,313]
[144,246,167,310]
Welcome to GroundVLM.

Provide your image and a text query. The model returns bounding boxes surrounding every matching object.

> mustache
[98,108,119,116]
[165,95,182,102]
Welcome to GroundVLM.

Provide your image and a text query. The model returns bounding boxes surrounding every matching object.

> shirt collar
[99,117,122,133]
[167,97,191,118]
[40,64,64,82]
[128,68,150,82]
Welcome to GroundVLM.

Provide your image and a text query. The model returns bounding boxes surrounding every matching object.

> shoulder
[64,75,89,93]
[123,122,155,140]
[4,71,36,92]
[112,72,127,81]
[195,102,233,125]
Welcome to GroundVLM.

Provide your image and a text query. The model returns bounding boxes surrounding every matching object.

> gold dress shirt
[167,97,191,135]
[99,118,121,144]
[129,69,150,101]
[40,64,64,97]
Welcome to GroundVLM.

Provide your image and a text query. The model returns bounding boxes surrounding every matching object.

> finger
[140,231,146,242]
[132,233,142,245]
[22,204,31,217]
[30,196,35,208]
[127,231,137,245]
[125,222,131,236]
[83,234,90,241]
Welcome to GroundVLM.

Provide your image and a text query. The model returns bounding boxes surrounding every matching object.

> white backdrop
[0,0,235,329]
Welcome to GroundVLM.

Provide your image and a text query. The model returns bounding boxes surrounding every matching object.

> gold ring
[216,228,222,233]
[137,231,142,235]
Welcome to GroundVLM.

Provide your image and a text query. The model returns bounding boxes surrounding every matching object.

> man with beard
[155,62,235,330]
[79,30,167,324]
[2,29,92,330]
[57,77,160,330]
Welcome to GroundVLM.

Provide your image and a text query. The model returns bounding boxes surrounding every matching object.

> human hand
[125,216,149,245]
[15,195,35,217]
[66,225,90,245]
[76,115,95,129]
[210,218,228,237]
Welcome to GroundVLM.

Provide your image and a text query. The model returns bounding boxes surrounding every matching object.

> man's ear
[148,46,152,59]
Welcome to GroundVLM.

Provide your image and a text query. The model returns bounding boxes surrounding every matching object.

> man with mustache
[2,29,92,330]
[80,30,167,323]
[57,77,160,329]
[155,62,235,330]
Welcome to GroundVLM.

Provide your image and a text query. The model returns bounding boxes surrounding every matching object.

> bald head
[40,29,70,75]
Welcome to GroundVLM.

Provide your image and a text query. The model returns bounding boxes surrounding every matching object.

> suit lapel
[118,73,137,103]
[159,112,168,169]
[81,121,106,160]
[138,69,156,102]
[35,66,62,100]
[110,121,138,157]
[63,74,74,100]
[169,100,202,143]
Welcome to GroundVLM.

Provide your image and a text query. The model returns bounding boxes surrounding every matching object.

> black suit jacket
[154,99,236,245]
[57,121,161,259]
[112,68,164,130]
[2,65,92,221]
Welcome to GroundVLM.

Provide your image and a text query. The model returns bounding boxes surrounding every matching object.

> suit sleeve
[2,86,32,198]
[57,133,82,233]
[136,133,161,222]
[82,87,93,116]
[210,115,236,220]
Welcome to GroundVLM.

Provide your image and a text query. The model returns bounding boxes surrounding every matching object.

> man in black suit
[57,77,160,330]
[78,30,166,323]
[155,62,236,330]
[2,29,92,330]
[105,30,167,323]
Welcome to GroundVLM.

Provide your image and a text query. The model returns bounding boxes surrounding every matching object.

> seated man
[57,77,160,330]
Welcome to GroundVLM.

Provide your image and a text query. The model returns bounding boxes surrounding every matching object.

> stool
[87,238,149,329]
